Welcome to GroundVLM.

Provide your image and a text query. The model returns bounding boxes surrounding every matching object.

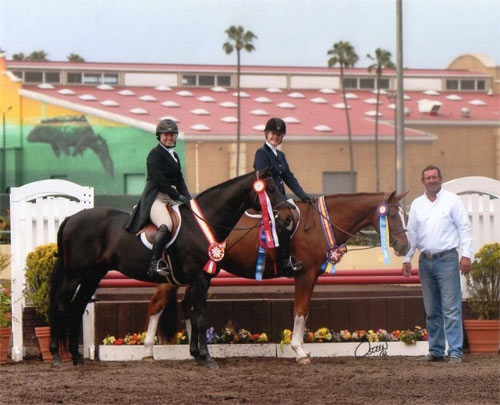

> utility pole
[395,0,406,206]
[1,106,12,194]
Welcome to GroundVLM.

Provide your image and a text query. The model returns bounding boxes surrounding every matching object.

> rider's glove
[178,195,190,205]
[301,195,314,204]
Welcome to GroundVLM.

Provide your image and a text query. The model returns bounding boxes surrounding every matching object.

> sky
[1,0,499,69]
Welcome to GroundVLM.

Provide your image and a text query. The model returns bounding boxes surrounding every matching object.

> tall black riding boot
[147,224,171,277]
[276,221,303,277]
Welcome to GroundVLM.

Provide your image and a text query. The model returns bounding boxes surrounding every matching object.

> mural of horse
[144,192,409,363]
[48,168,290,368]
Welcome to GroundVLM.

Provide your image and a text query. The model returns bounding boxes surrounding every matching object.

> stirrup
[155,259,170,277]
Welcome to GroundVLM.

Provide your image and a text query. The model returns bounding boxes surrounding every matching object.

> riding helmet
[156,119,178,140]
[264,117,286,135]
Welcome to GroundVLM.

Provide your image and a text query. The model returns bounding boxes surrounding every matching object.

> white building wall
[404,77,442,91]
[240,74,287,89]
[124,72,178,87]
[290,75,340,89]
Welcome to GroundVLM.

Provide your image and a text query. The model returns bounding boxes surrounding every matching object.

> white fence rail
[10,180,93,362]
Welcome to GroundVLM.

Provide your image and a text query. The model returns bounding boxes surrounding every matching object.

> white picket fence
[10,180,93,362]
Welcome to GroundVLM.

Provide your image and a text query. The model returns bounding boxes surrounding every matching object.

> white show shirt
[159,142,178,162]
[403,188,473,262]
[265,141,278,156]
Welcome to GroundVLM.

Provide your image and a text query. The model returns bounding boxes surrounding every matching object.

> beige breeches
[150,192,176,231]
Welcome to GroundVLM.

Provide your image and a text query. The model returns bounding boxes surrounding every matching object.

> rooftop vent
[97,84,114,90]
[191,108,210,115]
[191,124,210,131]
[221,116,238,123]
[79,94,97,101]
[130,108,148,114]
[198,96,215,102]
[161,101,180,107]
[288,92,305,98]
[211,86,228,93]
[277,102,295,109]
[118,89,135,96]
[313,125,333,132]
[417,99,442,114]
[139,95,157,102]
[220,101,237,108]
[154,86,172,92]
[255,97,272,103]
[177,90,193,97]
[251,109,269,116]
[266,87,282,93]
[58,89,75,95]
[100,100,119,107]
[232,91,249,97]
[319,88,335,94]
[310,97,328,104]
[461,107,470,118]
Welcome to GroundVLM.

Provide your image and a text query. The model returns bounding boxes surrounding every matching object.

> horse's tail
[49,217,69,329]
[158,286,180,340]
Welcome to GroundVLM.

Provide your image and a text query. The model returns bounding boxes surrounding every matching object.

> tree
[27,50,48,61]
[12,52,25,61]
[367,48,395,193]
[223,25,257,176]
[327,41,358,193]
[67,53,85,62]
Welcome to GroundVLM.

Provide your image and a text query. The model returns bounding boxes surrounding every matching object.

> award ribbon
[318,195,347,274]
[377,202,391,264]
[190,199,226,275]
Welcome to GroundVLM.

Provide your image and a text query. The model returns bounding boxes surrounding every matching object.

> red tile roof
[22,84,499,140]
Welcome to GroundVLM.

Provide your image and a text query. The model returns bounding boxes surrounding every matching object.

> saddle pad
[139,204,182,250]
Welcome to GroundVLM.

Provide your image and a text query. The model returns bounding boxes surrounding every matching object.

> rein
[305,197,407,247]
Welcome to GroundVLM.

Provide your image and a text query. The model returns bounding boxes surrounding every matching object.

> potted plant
[23,243,69,362]
[463,242,500,354]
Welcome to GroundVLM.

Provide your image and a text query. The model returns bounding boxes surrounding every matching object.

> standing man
[402,165,472,364]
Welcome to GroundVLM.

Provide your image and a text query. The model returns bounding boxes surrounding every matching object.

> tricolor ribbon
[318,196,347,273]
[190,199,226,275]
[377,202,391,264]
[253,179,279,249]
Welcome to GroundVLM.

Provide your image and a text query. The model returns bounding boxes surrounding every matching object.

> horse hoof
[142,356,154,362]
[206,358,219,369]
[51,358,63,367]
[297,356,311,365]
[72,354,84,366]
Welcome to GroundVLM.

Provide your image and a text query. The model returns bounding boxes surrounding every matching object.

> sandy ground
[1,354,499,404]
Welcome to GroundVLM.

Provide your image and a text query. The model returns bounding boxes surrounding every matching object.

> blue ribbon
[255,225,266,281]
[377,203,391,264]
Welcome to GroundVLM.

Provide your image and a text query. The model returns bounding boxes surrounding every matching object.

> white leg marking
[143,310,162,359]
[185,319,192,343]
[291,316,309,360]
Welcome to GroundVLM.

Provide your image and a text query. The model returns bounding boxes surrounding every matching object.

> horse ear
[394,191,409,202]
[257,166,272,178]
[384,190,397,202]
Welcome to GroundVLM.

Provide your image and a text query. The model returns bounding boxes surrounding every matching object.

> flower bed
[98,326,429,361]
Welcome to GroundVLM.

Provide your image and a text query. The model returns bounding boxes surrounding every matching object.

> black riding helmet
[156,119,178,140]
[264,117,286,136]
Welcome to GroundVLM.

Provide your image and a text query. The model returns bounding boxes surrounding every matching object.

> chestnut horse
[143,191,409,363]
[48,168,290,368]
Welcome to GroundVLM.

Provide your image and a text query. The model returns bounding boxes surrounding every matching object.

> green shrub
[23,243,57,324]
[466,243,500,320]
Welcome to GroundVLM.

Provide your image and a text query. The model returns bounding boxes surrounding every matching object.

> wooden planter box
[98,341,429,361]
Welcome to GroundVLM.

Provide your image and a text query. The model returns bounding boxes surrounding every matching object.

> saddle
[136,204,182,250]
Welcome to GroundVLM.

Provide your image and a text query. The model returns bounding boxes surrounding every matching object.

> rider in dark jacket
[253,117,313,277]
[124,119,191,277]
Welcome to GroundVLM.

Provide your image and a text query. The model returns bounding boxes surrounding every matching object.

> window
[446,80,459,90]
[460,80,475,90]
[104,73,119,84]
[378,78,390,89]
[360,78,375,89]
[24,71,43,83]
[67,72,82,84]
[182,75,197,86]
[217,75,231,86]
[83,73,101,84]
[323,172,357,194]
[199,75,215,86]
[343,78,357,89]
[45,72,61,83]
[125,174,146,195]
[477,80,486,91]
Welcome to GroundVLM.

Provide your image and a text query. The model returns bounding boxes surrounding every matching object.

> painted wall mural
[27,115,114,178]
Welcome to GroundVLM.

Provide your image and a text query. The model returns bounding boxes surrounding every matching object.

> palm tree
[12,52,25,61]
[327,41,358,193]
[67,53,85,62]
[223,25,257,176]
[27,50,48,61]
[367,48,395,193]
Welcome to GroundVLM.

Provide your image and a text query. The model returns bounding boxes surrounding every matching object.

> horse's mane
[196,171,254,199]
[324,192,383,200]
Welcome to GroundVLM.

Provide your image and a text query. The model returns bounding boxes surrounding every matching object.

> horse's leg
[292,269,320,364]
[67,276,102,365]
[189,274,217,369]
[180,286,192,341]
[143,284,178,360]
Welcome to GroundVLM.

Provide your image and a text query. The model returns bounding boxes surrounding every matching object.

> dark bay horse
[49,168,290,368]
[143,192,409,363]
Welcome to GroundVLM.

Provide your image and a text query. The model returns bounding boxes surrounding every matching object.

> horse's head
[381,191,409,256]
